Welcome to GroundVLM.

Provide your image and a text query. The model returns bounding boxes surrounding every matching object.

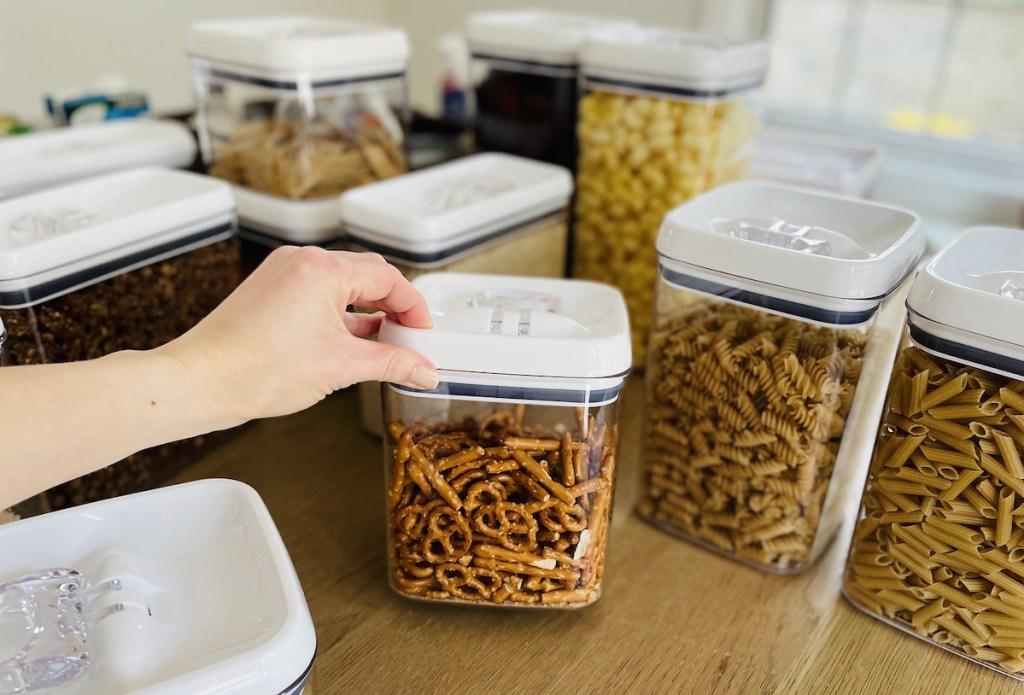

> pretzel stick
[475,544,558,569]
[486,459,520,474]
[513,450,575,505]
[473,556,581,582]
[507,437,561,451]
[561,432,576,487]
[437,447,485,472]
[568,478,610,498]
[484,446,512,458]
[406,458,432,497]
[540,588,595,606]
[387,421,404,442]
[511,470,552,503]
[411,446,463,510]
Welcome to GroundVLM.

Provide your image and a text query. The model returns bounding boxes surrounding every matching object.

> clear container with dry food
[639,182,924,572]
[187,16,409,201]
[0,167,241,512]
[340,152,573,436]
[377,273,631,608]
[574,27,769,365]
[844,226,1024,679]
[467,10,631,172]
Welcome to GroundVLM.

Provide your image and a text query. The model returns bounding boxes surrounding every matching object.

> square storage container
[0,168,242,511]
[638,181,924,572]
[187,16,409,201]
[573,27,769,365]
[844,226,1024,679]
[377,272,631,607]
[234,186,342,274]
[467,10,631,171]
[749,126,883,198]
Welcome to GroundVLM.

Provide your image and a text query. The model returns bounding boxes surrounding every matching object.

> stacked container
[844,227,1024,679]
[377,273,630,607]
[638,182,924,572]
[0,168,241,510]
[573,27,769,364]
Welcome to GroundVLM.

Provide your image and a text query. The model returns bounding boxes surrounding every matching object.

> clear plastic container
[638,182,924,572]
[0,168,241,511]
[466,10,631,171]
[340,153,574,436]
[377,273,631,607]
[573,27,768,365]
[187,16,409,201]
[844,227,1024,679]
[234,186,343,274]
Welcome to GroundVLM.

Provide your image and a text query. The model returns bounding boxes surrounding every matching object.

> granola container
[187,16,409,201]
[574,27,768,365]
[639,181,924,572]
[341,153,573,436]
[0,167,242,511]
[378,272,630,608]
[467,10,630,171]
[844,227,1024,679]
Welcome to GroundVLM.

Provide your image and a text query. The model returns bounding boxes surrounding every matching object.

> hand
[159,247,438,422]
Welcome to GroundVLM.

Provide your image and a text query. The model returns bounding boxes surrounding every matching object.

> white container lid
[0,480,315,695]
[339,153,572,267]
[379,273,631,404]
[749,127,884,198]
[580,26,769,95]
[907,226,1024,379]
[657,181,924,325]
[235,187,341,246]
[187,15,409,85]
[0,120,196,200]
[0,167,235,309]
[467,10,633,67]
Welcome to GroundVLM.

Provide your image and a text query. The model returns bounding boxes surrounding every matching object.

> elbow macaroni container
[187,16,409,201]
[467,10,631,171]
[843,227,1024,679]
[638,182,924,572]
[573,27,768,365]
[378,273,631,608]
[0,168,242,511]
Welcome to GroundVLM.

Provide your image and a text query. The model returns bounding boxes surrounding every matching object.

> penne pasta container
[843,226,1024,679]
[638,181,924,572]
[377,273,631,607]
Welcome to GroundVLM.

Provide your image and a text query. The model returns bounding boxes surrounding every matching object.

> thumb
[339,337,439,390]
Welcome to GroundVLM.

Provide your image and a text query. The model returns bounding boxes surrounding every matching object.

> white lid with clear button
[378,273,631,405]
[657,181,924,326]
[907,226,1024,379]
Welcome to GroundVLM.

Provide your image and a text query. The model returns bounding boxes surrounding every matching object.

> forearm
[0,348,244,509]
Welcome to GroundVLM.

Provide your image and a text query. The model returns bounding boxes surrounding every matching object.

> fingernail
[408,365,439,390]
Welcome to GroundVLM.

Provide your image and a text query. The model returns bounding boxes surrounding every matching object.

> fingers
[338,337,439,391]
[325,251,433,329]
[343,311,384,338]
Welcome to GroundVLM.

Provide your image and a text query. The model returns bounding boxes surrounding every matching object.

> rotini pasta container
[574,27,769,366]
[377,272,631,608]
[844,226,1024,679]
[639,181,924,572]
[0,167,242,512]
[187,16,409,201]
[340,153,573,437]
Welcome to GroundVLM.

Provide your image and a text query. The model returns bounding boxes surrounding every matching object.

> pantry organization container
[0,167,241,511]
[638,181,924,572]
[0,119,197,200]
[466,9,630,171]
[844,226,1024,679]
[377,272,630,608]
[187,15,409,202]
[340,152,573,435]
[234,186,343,273]
[573,27,769,365]
[0,480,318,694]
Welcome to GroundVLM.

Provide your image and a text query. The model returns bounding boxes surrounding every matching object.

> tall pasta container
[638,182,924,572]
[574,28,768,365]
[378,273,631,607]
[187,16,409,201]
[844,227,1024,679]
[340,153,573,436]
[0,168,241,511]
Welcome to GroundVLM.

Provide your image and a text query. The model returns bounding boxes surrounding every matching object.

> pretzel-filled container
[0,167,241,512]
[574,27,768,366]
[187,16,409,201]
[378,273,631,607]
[639,182,924,572]
[844,227,1024,679]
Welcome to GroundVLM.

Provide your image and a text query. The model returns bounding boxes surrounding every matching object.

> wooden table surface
[168,378,1022,694]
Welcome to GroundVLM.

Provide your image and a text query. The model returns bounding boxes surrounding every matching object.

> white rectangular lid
[467,10,633,66]
[339,153,572,264]
[0,120,197,200]
[749,127,883,197]
[235,186,341,245]
[187,15,409,83]
[0,167,234,309]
